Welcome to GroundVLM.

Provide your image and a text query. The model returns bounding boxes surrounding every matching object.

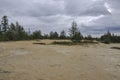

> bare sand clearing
[0,40,120,80]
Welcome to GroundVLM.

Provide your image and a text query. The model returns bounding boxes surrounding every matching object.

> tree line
[0,16,120,43]
[101,31,120,43]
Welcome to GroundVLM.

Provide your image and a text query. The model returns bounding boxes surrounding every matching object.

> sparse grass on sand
[0,40,120,80]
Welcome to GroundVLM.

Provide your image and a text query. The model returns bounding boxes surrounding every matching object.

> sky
[0,0,120,37]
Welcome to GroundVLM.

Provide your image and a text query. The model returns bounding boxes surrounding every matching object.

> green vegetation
[32,30,42,40]
[51,40,98,46]
[49,31,59,39]
[69,21,83,42]
[0,16,28,41]
[60,30,66,39]
[0,15,120,44]
[101,30,120,44]
[51,38,99,45]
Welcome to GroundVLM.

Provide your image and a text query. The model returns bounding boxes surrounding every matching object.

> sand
[0,40,120,80]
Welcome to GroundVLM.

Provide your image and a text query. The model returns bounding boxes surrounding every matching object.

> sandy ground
[0,40,120,80]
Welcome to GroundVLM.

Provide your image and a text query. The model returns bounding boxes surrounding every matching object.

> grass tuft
[51,40,98,46]
[33,42,46,45]
[111,47,120,50]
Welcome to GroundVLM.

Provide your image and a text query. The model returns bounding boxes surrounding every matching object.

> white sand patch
[9,49,30,56]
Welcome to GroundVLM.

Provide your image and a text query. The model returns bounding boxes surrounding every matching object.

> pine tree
[69,21,82,42]
[49,31,59,39]
[0,25,2,34]
[54,32,59,39]
[60,30,66,39]
[101,30,111,44]
[1,16,9,32]
[32,30,42,39]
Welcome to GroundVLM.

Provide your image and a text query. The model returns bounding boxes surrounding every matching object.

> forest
[0,15,120,43]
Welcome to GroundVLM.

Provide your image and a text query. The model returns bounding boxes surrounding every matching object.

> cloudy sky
[0,0,120,37]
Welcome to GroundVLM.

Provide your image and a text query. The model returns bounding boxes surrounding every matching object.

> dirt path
[0,41,120,80]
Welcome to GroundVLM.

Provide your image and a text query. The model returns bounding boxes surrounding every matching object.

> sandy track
[0,40,120,80]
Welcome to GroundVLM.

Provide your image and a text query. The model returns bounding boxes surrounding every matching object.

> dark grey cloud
[65,0,111,16]
[0,0,120,37]
[80,2,111,16]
